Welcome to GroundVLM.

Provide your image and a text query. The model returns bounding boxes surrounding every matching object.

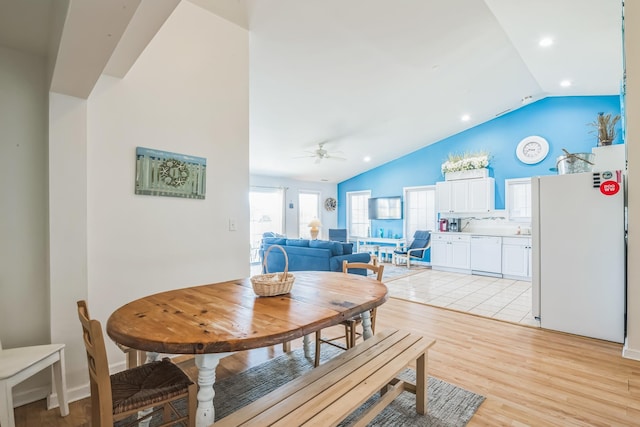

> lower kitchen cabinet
[431,233,471,273]
[502,237,532,280]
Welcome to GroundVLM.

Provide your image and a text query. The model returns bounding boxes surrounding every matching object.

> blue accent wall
[338,95,622,238]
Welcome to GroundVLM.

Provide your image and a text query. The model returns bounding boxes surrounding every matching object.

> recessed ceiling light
[320,178,329,182]
[363,156,371,162]
[560,80,572,87]
[461,114,471,122]
[539,37,554,47]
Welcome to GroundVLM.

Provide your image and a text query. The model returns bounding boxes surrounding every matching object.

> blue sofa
[260,238,371,275]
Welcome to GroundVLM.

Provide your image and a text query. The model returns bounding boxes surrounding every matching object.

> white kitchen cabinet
[436,181,466,212]
[431,233,471,273]
[502,237,532,280]
[436,178,495,213]
[430,235,448,267]
[505,178,532,222]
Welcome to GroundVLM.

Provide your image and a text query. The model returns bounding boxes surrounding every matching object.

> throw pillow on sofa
[286,239,310,247]
[262,237,287,245]
[341,243,353,255]
[309,240,344,256]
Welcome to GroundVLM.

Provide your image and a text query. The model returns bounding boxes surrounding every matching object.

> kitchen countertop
[432,231,532,238]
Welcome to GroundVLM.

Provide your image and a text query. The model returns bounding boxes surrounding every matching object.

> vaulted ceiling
[0,0,623,183]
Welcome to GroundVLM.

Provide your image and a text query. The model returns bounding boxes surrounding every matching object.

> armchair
[394,230,431,268]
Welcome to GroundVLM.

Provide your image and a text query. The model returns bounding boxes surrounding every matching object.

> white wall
[0,46,50,403]
[623,1,640,360]
[47,1,250,398]
[0,46,48,345]
[250,175,337,239]
[49,92,89,401]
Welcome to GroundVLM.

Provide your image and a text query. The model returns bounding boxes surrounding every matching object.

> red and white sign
[600,180,620,196]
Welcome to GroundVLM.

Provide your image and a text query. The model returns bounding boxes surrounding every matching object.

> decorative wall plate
[324,197,337,211]
[516,135,549,164]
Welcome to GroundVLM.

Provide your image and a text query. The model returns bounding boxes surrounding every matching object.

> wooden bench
[216,329,436,426]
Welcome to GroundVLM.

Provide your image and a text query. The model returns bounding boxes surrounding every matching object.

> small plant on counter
[588,112,621,146]
[441,151,490,175]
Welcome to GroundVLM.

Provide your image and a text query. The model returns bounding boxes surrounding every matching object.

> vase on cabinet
[444,168,488,181]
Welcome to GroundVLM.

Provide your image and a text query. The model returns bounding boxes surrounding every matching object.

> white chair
[0,338,69,427]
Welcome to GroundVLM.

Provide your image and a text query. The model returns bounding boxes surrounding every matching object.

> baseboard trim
[622,339,640,361]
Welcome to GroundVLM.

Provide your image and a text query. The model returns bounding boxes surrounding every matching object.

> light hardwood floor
[14,297,640,426]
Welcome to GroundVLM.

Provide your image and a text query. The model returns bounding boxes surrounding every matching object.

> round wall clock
[516,135,549,164]
[324,197,337,211]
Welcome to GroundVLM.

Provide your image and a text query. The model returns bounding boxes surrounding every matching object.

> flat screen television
[368,196,402,220]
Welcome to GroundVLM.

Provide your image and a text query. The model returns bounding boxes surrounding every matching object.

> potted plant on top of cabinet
[588,112,621,146]
[441,151,490,181]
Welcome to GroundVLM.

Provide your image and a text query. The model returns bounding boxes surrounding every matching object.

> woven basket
[251,245,295,296]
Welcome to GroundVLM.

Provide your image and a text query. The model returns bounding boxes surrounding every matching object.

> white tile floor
[385,268,540,327]
[250,262,539,326]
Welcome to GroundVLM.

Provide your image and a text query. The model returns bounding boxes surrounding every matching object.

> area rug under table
[211,345,485,426]
[117,345,484,426]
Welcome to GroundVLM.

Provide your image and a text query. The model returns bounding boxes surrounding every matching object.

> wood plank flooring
[14,297,640,426]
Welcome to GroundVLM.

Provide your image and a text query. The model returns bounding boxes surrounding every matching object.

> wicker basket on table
[251,244,295,296]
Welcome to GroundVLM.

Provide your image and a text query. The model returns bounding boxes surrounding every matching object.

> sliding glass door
[298,191,320,239]
[249,187,285,263]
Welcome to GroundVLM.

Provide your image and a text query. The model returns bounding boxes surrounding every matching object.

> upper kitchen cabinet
[505,178,532,222]
[436,177,495,213]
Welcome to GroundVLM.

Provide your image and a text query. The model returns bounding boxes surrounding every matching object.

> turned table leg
[195,353,232,427]
[361,310,374,340]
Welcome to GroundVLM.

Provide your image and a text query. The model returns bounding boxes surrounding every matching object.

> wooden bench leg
[416,351,427,414]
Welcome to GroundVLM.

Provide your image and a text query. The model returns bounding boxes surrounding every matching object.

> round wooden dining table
[106,271,388,427]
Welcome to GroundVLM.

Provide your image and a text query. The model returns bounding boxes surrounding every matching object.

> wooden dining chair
[314,261,384,367]
[76,300,196,427]
[0,338,69,427]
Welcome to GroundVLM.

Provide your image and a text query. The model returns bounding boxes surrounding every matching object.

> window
[249,187,284,263]
[403,186,436,239]
[505,178,532,222]
[347,190,371,238]
[298,191,320,238]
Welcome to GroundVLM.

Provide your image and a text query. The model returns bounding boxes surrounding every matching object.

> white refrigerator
[531,171,625,343]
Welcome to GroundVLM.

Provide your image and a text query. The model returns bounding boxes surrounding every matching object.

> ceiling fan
[297,142,346,163]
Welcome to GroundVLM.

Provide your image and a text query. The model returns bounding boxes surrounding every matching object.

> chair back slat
[77,300,115,426]
[342,261,384,281]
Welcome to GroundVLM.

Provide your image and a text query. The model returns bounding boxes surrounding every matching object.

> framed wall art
[135,147,206,199]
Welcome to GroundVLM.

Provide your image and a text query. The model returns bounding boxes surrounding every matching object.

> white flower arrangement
[441,151,490,175]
